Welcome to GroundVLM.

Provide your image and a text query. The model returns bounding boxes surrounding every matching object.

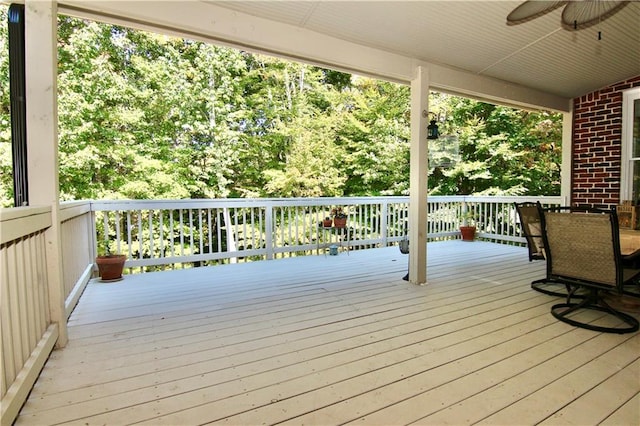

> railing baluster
[148,210,153,262]
[242,208,247,258]
[159,210,164,263]
[179,209,184,261]
[26,236,38,348]
[102,212,109,250]
[137,211,143,271]
[126,212,132,260]
[233,208,239,262]
[17,239,30,352]
[169,210,175,261]
[207,209,212,258]
[4,243,19,381]
[254,207,258,253]
[35,233,47,328]
[287,207,292,257]
[265,203,273,260]
[279,207,284,258]
[114,211,121,254]
[380,201,388,246]
[188,209,194,259]
[216,209,222,255]
[294,206,300,249]
[198,209,203,258]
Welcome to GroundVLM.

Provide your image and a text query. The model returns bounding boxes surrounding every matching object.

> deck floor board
[15,241,640,425]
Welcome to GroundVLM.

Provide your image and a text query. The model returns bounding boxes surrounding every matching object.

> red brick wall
[571,75,640,207]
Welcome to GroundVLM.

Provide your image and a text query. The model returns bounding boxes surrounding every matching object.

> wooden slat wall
[59,205,94,303]
[0,206,65,425]
[0,210,51,401]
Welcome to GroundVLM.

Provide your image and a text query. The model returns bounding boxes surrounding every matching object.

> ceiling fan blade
[507,0,568,25]
[561,1,630,30]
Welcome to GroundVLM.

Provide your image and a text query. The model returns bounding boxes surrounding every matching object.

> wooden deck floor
[16,241,639,425]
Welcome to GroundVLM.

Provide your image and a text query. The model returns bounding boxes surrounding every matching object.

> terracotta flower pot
[322,218,333,227]
[333,217,347,228]
[460,226,476,241]
[96,254,126,281]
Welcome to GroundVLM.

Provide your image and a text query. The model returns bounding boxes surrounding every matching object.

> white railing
[1,202,96,424]
[0,206,58,423]
[91,195,563,272]
[59,201,95,318]
[91,197,409,271]
[430,195,563,243]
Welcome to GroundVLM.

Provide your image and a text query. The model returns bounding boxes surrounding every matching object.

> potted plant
[95,238,126,282]
[459,210,477,241]
[322,216,333,227]
[331,206,348,228]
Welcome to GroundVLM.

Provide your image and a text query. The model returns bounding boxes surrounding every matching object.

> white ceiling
[210,1,640,100]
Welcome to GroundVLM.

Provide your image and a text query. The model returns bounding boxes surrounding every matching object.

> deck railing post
[222,207,236,263]
[380,200,388,246]
[90,206,97,266]
[265,201,274,260]
[461,198,469,226]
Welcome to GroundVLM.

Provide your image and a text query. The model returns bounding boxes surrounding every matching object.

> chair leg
[551,289,639,334]
[531,278,561,296]
[531,278,586,299]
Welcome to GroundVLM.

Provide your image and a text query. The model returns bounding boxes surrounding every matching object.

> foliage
[428,95,561,196]
[458,209,478,226]
[0,6,12,206]
[330,206,347,219]
[0,8,561,208]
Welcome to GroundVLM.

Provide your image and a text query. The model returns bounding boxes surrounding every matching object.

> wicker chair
[514,202,545,261]
[541,207,640,334]
[515,202,572,297]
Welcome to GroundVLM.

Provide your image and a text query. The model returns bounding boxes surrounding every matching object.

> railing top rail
[60,200,92,209]
[456,195,562,203]
[59,201,92,222]
[427,195,563,203]
[86,195,562,210]
[1,206,53,245]
[88,196,411,211]
[0,205,51,221]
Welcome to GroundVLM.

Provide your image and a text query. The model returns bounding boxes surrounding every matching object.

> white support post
[409,66,429,284]
[222,208,237,263]
[25,0,67,347]
[380,200,388,246]
[265,202,274,260]
[560,109,573,206]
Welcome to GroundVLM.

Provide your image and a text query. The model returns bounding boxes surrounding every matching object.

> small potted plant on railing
[95,238,126,282]
[459,210,477,241]
[331,206,348,228]
[322,216,333,227]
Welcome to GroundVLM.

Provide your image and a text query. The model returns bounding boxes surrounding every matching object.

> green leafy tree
[264,63,345,197]
[56,18,252,200]
[428,95,561,196]
[0,5,12,206]
[0,10,561,207]
[338,78,411,196]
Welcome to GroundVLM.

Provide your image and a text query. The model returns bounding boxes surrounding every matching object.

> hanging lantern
[427,119,439,140]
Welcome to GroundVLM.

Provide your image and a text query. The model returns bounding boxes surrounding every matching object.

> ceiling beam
[59,0,570,112]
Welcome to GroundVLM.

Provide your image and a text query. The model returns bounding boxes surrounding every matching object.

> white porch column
[560,109,573,206]
[25,0,67,347]
[408,66,429,284]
